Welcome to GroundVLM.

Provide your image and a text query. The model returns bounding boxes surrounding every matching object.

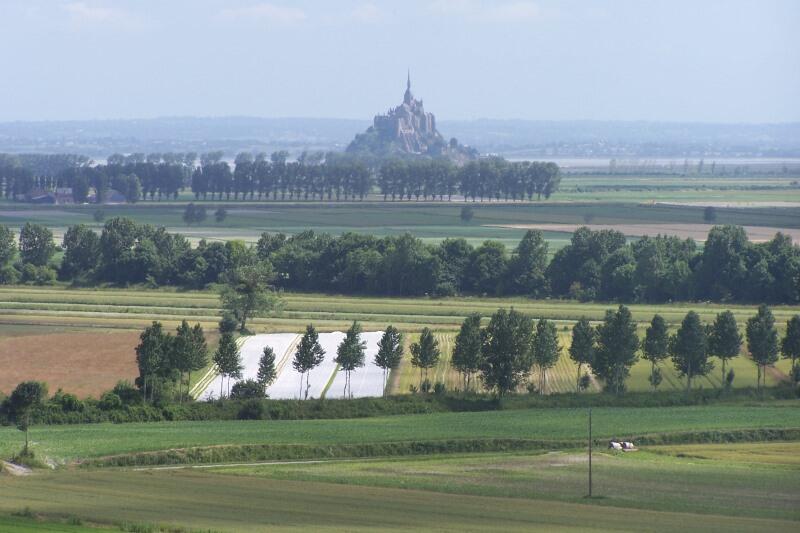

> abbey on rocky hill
[346,73,477,162]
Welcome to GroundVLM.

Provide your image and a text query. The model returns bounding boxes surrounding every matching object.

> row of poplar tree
[446,305,800,396]
[134,306,800,401]
[2,151,561,204]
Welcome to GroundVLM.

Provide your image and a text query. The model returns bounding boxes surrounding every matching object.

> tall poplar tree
[532,318,561,394]
[374,326,404,395]
[782,315,800,384]
[335,321,366,398]
[708,311,742,387]
[593,305,639,394]
[642,314,669,391]
[747,305,779,391]
[452,314,483,391]
[410,327,440,387]
[670,311,712,394]
[568,317,595,392]
[292,324,325,399]
[257,346,278,393]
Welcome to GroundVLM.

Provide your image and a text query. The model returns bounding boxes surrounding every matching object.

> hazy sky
[1,0,798,123]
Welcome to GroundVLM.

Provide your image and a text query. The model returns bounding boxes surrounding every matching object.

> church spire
[404,69,413,104]
[407,69,411,91]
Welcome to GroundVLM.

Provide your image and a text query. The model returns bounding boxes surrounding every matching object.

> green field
[2,285,797,394]
[2,404,798,462]
[3,462,794,532]
[1,441,798,532]
[214,444,800,521]
[2,195,799,249]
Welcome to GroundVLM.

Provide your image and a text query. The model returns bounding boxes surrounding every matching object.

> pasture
[1,404,798,462]
[0,438,798,531]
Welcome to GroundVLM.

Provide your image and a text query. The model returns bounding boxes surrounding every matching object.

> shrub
[0,265,19,284]
[238,399,264,420]
[20,264,56,285]
[433,382,446,395]
[98,392,123,411]
[112,381,142,405]
[579,374,592,391]
[51,389,83,412]
[218,313,238,334]
[420,379,432,394]
[231,380,265,400]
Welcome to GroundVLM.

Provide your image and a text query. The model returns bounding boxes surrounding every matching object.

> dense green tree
[335,321,367,398]
[374,326,404,395]
[642,314,669,391]
[708,311,742,387]
[531,318,561,394]
[60,224,100,279]
[257,346,278,392]
[670,311,712,393]
[213,332,242,398]
[696,225,749,301]
[8,381,47,453]
[452,314,483,391]
[568,317,595,392]
[292,324,325,399]
[593,305,639,394]
[479,308,533,396]
[782,315,800,384]
[467,240,508,295]
[746,305,779,390]
[508,230,548,296]
[19,222,55,266]
[220,262,280,332]
[410,327,440,387]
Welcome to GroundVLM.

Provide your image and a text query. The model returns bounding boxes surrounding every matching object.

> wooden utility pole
[588,407,593,498]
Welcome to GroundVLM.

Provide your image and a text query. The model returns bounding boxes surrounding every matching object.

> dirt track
[487,223,800,242]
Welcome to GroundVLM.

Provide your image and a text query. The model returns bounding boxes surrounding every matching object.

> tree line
[448,305,800,396]
[0,151,561,204]
[1,219,798,304]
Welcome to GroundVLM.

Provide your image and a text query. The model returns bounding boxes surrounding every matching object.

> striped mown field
[1,285,797,395]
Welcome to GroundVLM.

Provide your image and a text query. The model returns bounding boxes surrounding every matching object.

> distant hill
[0,116,797,159]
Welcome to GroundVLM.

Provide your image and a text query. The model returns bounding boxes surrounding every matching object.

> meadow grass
[2,404,799,462]
[213,444,800,521]
[2,465,793,532]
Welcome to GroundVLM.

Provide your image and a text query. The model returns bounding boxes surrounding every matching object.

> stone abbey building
[347,73,476,161]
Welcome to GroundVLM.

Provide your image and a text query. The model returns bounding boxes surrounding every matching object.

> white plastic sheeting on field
[199,333,299,401]
[327,331,388,398]
[197,331,388,400]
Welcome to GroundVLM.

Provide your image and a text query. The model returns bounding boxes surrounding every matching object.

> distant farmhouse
[347,73,477,163]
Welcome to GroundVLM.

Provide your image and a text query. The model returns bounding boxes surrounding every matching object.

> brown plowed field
[0,331,139,397]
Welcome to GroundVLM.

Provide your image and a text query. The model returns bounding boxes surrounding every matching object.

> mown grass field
[214,443,800,521]
[2,285,796,396]
[1,404,798,462]
[4,462,794,532]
